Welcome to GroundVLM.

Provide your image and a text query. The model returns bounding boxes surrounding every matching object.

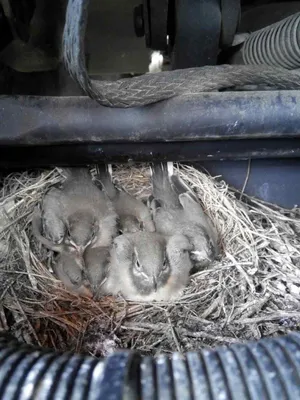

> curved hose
[1,332,300,399]
[63,0,300,108]
[243,12,300,69]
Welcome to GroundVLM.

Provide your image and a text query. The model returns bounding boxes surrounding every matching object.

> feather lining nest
[1,164,300,356]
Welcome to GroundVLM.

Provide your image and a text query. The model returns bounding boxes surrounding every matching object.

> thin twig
[234,312,300,325]
[240,158,251,200]
[122,322,240,344]
[166,311,182,353]
[11,288,41,346]
[0,305,8,331]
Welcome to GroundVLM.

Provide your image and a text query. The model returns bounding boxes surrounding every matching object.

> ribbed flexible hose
[1,332,300,399]
[243,12,300,69]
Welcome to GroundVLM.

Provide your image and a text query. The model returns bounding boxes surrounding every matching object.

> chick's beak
[191,250,208,260]
[71,242,86,255]
[78,245,86,254]
[69,242,86,258]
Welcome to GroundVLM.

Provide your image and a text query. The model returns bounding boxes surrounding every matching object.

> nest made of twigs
[1,164,300,356]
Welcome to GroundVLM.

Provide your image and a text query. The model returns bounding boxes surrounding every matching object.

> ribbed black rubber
[1,333,300,399]
[243,12,300,69]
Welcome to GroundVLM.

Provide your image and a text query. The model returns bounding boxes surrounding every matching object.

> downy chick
[32,208,92,297]
[150,162,219,268]
[42,167,117,254]
[119,215,141,233]
[163,234,193,299]
[41,187,66,244]
[104,231,191,301]
[53,249,92,297]
[84,245,110,298]
[96,164,155,233]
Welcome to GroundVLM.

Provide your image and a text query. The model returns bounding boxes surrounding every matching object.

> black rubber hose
[1,332,300,399]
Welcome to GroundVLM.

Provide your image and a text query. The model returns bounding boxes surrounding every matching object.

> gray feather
[96,164,117,199]
[97,164,155,232]
[150,162,181,208]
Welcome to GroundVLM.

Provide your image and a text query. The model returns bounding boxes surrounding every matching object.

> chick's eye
[162,259,168,271]
[135,259,142,271]
[90,232,97,243]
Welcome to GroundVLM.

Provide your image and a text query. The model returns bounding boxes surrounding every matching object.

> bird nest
[1,164,300,356]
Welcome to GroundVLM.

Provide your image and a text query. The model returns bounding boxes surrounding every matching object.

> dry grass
[1,164,300,356]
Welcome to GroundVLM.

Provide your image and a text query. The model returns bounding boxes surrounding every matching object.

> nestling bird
[41,167,117,253]
[31,208,92,297]
[163,233,193,299]
[118,215,141,233]
[103,231,192,301]
[96,164,155,233]
[41,187,66,244]
[84,245,110,298]
[150,162,219,268]
[53,249,92,297]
